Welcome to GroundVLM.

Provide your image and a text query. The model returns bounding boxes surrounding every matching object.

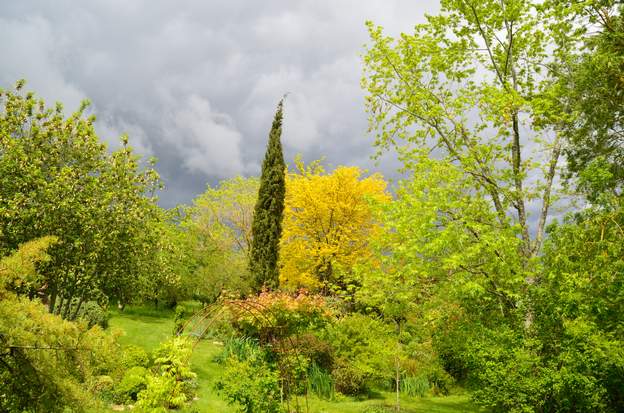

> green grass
[106,304,486,413]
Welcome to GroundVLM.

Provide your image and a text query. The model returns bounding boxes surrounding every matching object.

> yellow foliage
[279,159,390,292]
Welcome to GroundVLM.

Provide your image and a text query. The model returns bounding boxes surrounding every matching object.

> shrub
[227,290,332,343]
[135,374,187,411]
[426,366,453,396]
[91,375,115,402]
[73,300,109,329]
[173,304,188,335]
[332,362,367,396]
[215,354,283,413]
[121,345,150,369]
[323,314,393,394]
[289,333,334,371]
[135,337,197,410]
[114,366,149,403]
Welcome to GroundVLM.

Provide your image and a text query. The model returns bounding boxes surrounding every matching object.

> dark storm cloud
[0,0,439,207]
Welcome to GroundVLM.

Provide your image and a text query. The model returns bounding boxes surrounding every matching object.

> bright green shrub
[114,366,149,403]
[135,374,187,411]
[121,345,150,369]
[322,313,393,395]
[215,354,283,413]
[135,337,197,410]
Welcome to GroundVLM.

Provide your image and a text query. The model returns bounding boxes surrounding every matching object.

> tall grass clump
[213,336,259,363]
[400,374,429,397]
[307,363,335,400]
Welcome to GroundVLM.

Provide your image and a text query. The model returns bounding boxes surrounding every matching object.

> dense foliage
[0,238,122,412]
[0,82,169,315]
[280,158,389,294]
[183,176,258,302]
[2,2,624,412]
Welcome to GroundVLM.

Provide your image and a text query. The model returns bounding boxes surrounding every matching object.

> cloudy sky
[0,1,439,207]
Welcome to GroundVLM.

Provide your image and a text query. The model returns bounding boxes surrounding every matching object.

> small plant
[213,336,260,364]
[134,337,197,410]
[308,363,335,400]
[72,300,110,329]
[400,374,429,397]
[332,362,367,396]
[173,304,188,335]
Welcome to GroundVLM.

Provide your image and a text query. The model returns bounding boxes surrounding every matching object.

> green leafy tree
[363,0,572,264]
[184,176,259,301]
[550,2,624,200]
[0,82,164,316]
[362,2,624,411]
[249,100,286,291]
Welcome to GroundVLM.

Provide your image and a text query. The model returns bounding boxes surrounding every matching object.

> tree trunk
[48,291,57,314]
[71,296,85,321]
[395,320,401,412]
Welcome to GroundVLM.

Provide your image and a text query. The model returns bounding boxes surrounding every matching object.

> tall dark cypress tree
[249,99,286,291]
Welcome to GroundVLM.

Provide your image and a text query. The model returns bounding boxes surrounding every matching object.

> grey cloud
[0,0,440,207]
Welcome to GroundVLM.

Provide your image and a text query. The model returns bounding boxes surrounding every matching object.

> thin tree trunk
[62,294,74,319]
[54,296,64,315]
[533,134,562,255]
[395,320,401,412]
[48,291,57,314]
[71,296,85,321]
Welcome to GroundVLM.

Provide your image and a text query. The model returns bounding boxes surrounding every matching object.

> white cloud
[166,95,244,176]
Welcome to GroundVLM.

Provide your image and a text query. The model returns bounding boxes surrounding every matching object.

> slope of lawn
[107,305,486,413]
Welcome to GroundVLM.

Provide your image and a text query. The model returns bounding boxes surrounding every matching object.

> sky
[0,1,439,208]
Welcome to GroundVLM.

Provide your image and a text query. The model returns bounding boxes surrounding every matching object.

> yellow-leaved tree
[280,158,390,294]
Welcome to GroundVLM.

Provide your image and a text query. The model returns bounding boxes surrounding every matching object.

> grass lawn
[106,305,486,413]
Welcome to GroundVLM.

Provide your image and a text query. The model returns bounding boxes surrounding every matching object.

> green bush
[75,300,109,329]
[135,374,188,411]
[173,304,189,335]
[323,314,393,395]
[332,362,367,396]
[91,375,115,402]
[135,337,197,410]
[114,366,149,403]
[215,354,283,413]
[426,366,453,396]
[121,345,150,369]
